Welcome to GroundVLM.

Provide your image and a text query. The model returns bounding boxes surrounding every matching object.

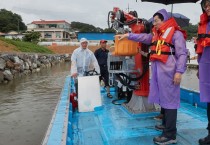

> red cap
[100,39,107,43]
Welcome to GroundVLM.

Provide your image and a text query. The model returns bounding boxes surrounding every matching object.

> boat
[41,7,204,145]
[41,75,208,145]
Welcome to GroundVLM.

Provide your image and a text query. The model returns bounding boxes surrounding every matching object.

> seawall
[0,52,71,83]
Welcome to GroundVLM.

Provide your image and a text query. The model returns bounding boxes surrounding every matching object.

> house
[27,20,72,42]
[0,31,24,40]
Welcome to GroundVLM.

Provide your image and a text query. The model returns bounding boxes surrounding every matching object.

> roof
[7,31,18,35]
[0,32,5,35]
[31,20,70,25]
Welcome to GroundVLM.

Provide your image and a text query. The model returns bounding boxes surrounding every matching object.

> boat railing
[180,86,206,109]
[41,76,71,145]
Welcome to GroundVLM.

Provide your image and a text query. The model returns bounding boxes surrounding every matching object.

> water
[181,67,199,91]
[186,41,197,58]
[0,62,199,145]
[0,62,71,145]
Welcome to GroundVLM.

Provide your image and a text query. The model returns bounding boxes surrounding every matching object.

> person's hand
[72,73,77,78]
[173,72,182,85]
[115,33,129,40]
[196,70,199,79]
[139,50,148,57]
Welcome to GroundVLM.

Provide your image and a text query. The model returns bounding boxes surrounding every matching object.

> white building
[27,20,72,41]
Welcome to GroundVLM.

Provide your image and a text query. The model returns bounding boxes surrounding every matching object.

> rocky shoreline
[0,53,71,83]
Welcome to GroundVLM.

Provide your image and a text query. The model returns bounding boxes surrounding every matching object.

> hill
[0,38,53,54]
[0,39,18,53]
[0,38,108,54]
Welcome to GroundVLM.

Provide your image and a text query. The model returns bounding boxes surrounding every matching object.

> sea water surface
[0,62,71,145]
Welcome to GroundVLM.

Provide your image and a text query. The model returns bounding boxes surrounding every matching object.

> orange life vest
[196,13,210,54]
[150,18,186,63]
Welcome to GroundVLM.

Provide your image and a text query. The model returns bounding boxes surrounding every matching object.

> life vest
[150,18,186,63]
[196,13,210,54]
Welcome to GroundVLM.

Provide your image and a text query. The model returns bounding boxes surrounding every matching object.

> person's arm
[91,53,100,74]
[196,54,201,79]
[173,31,187,85]
[197,54,201,63]
[117,33,153,45]
[71,51,78,78]
[94,49,98,59]
[173,31,188,73]
[139,49,149,57]
[128,33,153,45]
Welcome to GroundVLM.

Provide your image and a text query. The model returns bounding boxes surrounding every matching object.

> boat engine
[107,7,157,113]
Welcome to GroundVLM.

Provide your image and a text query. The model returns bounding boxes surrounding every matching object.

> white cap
[80,38,88,43]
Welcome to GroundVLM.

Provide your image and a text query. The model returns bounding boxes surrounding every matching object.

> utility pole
[17,19,20,34]
[127,4,129,12]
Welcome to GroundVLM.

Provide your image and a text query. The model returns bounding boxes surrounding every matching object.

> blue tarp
[77,33,115,41]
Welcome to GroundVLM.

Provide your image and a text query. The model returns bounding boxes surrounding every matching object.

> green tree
[71,21,99,32]
[23,31,41,44]
[103,28,116,33]
[182,23,198,40]
[71,21,115,33]
[70,20,199,38]
[0,9,27,33]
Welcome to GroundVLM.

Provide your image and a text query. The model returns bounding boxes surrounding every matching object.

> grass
[0,37,54,54]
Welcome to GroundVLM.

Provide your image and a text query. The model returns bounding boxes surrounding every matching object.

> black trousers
[161,107,165,115]
[99,66,109,87]
[162,108,177,139]
[207,103,210,134]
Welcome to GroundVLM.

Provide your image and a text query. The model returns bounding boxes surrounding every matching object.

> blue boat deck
[70,89,208,145]
[42,77,208,145]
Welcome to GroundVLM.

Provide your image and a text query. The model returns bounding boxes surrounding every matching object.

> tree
[182,23,198,40]
[71,21,98,32]
[71,21,115,33]
[0,9,27,33]
[23,31,41,44]
[103,28,116,33]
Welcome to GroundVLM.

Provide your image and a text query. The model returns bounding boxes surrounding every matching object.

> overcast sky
[0,0,203,29]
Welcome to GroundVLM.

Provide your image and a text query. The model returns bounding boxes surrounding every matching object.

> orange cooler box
[113,35,138,56]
